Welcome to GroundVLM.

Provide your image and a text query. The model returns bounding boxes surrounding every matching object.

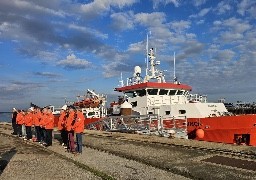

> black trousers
[12,119,18,134]
[61,130,68,146]
[35,126,41,142]
[40,127,46,142]
[25,126,32,139]
[45,129,53,146]
[17,124,22,136]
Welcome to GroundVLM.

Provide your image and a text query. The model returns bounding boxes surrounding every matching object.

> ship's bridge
[115,82,192,115]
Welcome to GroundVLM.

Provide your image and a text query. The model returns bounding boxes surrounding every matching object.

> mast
[146,33,149,76]
[173,51,176,82]
[119,72,124,87]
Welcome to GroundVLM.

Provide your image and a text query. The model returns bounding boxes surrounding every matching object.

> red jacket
[16,112,24,125]
[24,112,33,126]
[66,111,75,131]
[40,113,47,127]
[58,111,66,131]
[44,113,54,130]
[33,111,41,126]
[73,111,85,133]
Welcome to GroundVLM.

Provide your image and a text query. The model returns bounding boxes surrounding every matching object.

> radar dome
[120,101,132,109]
[134,66,141,74]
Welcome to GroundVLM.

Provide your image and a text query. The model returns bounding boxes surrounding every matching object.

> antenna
[119,72,124,87]
[146,33,149,76]
[173,52,176,82]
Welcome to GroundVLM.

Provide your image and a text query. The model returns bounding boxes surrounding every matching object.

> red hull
[187,114,256,146]
[54,114,256,146]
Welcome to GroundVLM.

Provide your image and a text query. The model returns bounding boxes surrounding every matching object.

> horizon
[1,0,256,111]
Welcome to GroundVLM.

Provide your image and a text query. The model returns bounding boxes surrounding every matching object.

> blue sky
[0,0,256,111]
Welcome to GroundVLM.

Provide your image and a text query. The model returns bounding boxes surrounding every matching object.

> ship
[51,89,107,128]
[106,40,256,146]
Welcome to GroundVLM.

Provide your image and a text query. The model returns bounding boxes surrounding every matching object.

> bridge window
[177,90,184,95]
[125,91,135,98]
[159,89,168,95]
[147,89,158,95]
[165,111,170,115]
[131,101,137,107]
[88,112,96,116]
[136,89,146,97]
[169,90,177,95]
[179,110,186,114]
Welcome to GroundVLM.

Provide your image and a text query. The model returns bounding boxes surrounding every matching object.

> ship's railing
[86,114,188,139]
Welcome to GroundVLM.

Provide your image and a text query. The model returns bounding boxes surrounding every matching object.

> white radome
[120,101,132,109]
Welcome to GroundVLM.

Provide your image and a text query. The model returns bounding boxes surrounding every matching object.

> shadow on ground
[0,147,17,175]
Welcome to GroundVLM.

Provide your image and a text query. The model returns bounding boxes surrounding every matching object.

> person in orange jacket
[73,108,85,154]
[65,106,76,152]
[16,110,24,137]
[43,108,54,147]
[24,108,33,140]
[33,107,42,142]
[58,105,68,147]
[40,108,48,144]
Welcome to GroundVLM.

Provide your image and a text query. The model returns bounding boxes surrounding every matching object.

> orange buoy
[196,128,204,139]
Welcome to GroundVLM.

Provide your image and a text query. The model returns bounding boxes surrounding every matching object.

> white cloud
[196,20,205,24]
[135,12,166,27]
[198,8,211,17]
[127,41,145,53]
[223,18,251,33]
[192,0,208,7]
[68,24,108,39]
[57,54,91,69]
[237,0,255,16]
[189,8,211,18]
[213,20,222,26]
[80,0,138,17]
[152,0,180,9]
[110,11,135,31]
[170,20,191,32]
[215,1,231,15]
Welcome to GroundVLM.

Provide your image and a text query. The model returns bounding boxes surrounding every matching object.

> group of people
[11,104,84,155]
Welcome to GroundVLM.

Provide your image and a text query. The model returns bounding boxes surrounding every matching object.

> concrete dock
[1,123,256,180]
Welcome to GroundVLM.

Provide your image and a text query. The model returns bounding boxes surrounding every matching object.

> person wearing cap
[73,108,85,154]
[58,105,68,147]
[65,106,76,152]
[11,108,18,135]
[24,108,33,140]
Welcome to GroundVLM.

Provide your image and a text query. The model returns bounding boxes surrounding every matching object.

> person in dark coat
[11,108,18,135]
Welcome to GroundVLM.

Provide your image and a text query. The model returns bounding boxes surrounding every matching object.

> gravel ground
[0,133,100,180]
[0,123,189,180]
[1,123,256,180]
[82,134,256,180]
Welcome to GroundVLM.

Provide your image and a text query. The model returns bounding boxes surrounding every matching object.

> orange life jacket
[24,112,33,126]
[40,113,47,127]
[33,111,41,126]
[16,112,24,125]
[66,111,75,131]
[73,111,85,133]
[58,111,66,131]
[44,113,54,130]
